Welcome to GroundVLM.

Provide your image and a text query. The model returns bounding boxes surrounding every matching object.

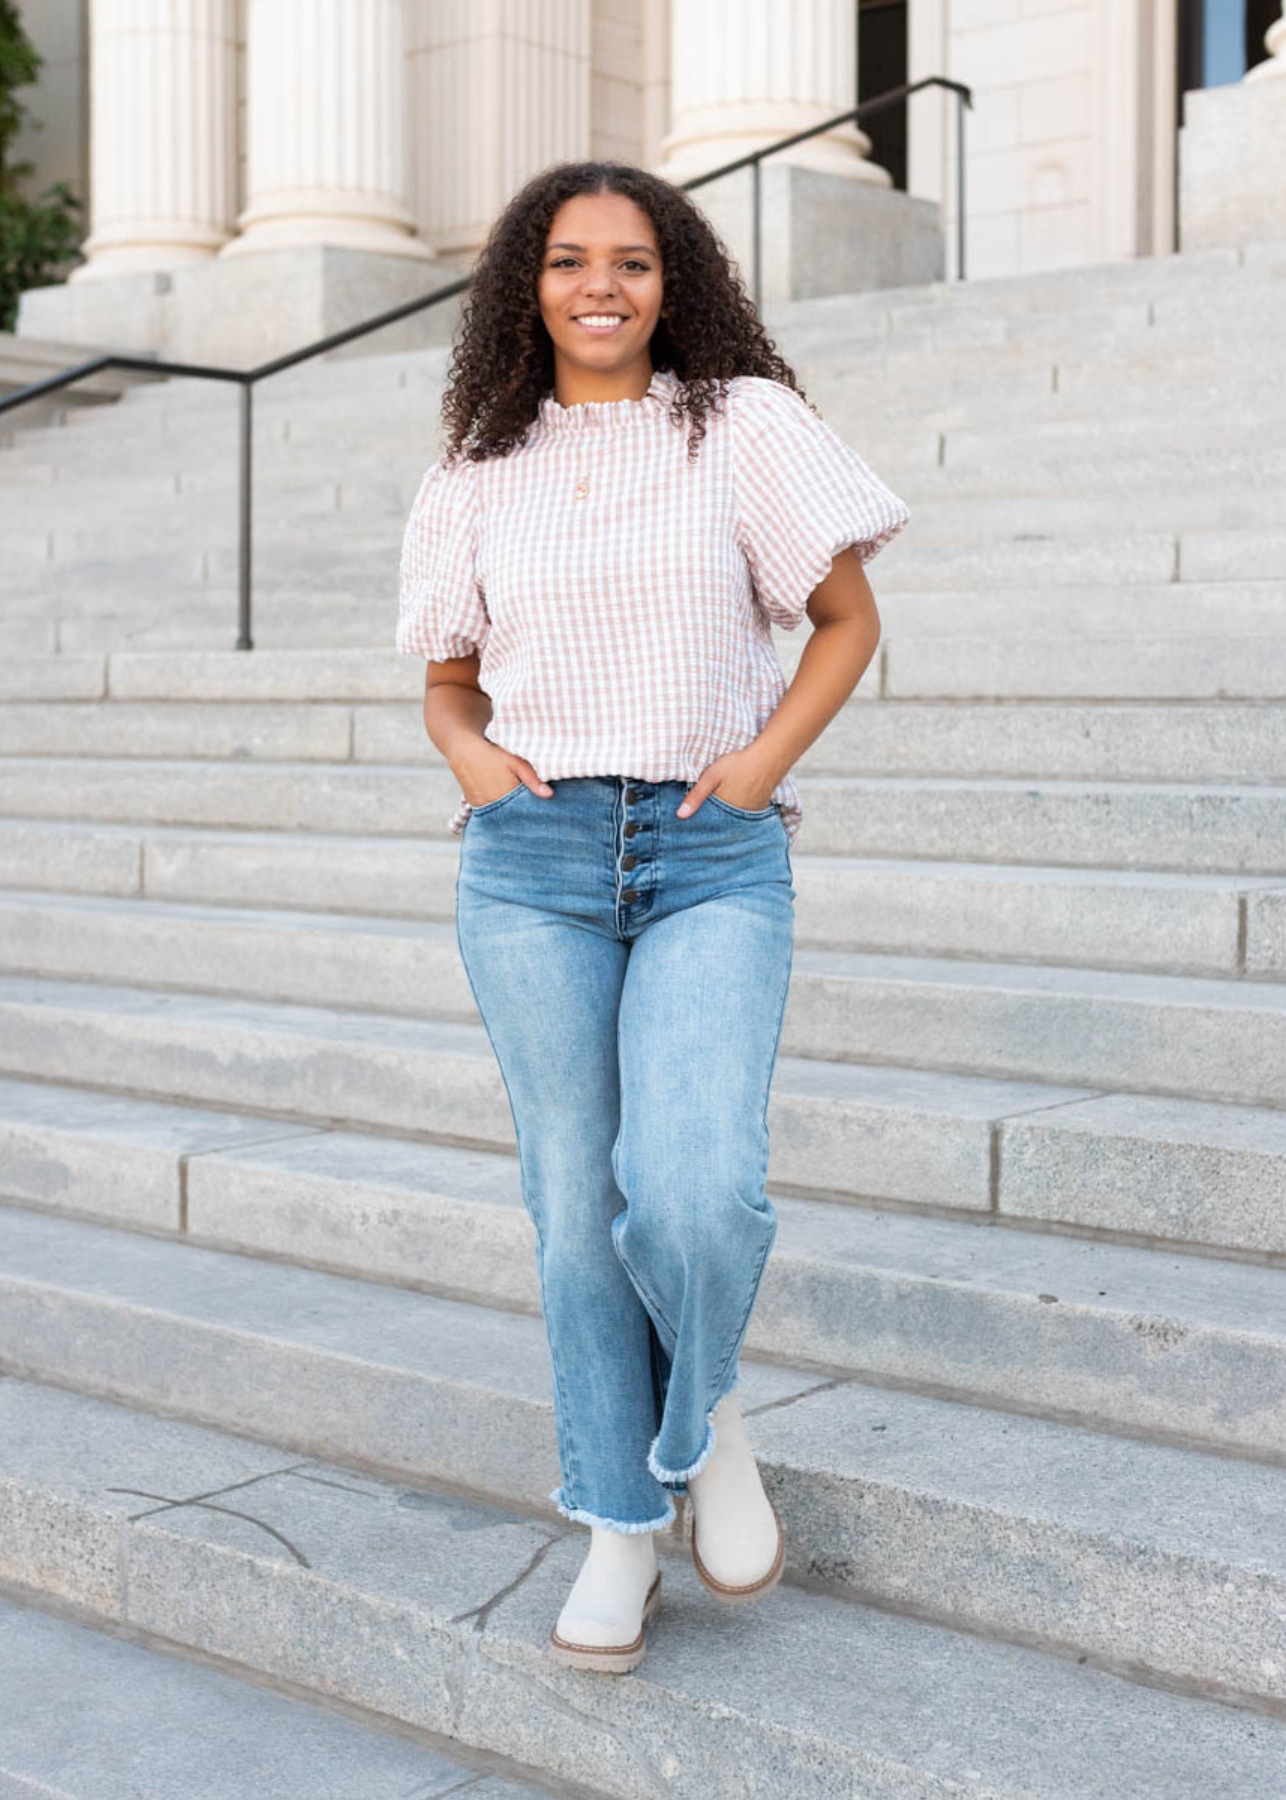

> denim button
[625,787,640,803]
[621,887,640,901]
[624,821,639,837]
[621,855,637,871]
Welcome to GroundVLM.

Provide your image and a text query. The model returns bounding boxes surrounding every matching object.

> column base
[1179,78,1286,249]
[683,161,943,305]
[16,245,474,367]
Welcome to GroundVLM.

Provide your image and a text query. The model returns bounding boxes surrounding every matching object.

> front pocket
[470,782,527,816]
[707,794,779,820]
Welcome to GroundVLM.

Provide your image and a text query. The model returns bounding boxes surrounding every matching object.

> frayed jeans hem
[647,1365,743,1492]
[550,1487,676,1534]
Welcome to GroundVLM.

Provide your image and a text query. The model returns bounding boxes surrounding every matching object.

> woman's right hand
[454,743,553,808]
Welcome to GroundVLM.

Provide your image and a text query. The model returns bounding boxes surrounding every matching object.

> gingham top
[395,365,910,842]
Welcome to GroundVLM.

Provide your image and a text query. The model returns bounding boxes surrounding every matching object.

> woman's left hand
[677,749,779,818]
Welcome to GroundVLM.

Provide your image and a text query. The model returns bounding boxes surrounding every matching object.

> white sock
[554,1525,659,1646]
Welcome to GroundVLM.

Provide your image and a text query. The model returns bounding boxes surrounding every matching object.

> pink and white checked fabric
[396,366,910,842]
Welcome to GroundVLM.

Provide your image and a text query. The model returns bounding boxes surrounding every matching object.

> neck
[551,355,654,408]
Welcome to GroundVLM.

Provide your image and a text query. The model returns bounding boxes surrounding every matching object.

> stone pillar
[655,0,885,187]
[405,0,589,260]
[222,0,430,261]
[653,0,940,302]
[71,0,238,280]
[1245,5,1286,81]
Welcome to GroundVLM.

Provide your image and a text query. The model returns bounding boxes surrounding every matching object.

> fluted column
[655,0,886,186]
[72,0,238,280]
[1245,5,1286,80]
[222,0,431,260]
[405,0,589,258]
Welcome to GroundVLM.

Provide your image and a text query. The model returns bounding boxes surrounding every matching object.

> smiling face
[537,190,665,403]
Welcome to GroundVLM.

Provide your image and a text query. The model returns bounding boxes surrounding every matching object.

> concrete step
[4,383,1280,508]
[237,527,1200,597]
[4,975,1286,1251]
[11,406,1286,512]
[0,700,356,760]
[8,435,1286,522]
[187,528,1278,596]
[810,337,1284,403]
[9,579,1286,665]
[12,638,1286,706]
[763,240,1259,323]
[0,969,1082,1223]
[1,819,1279,978]
[1,889,1284,1104]
[362,697,1286,778]
[52,609,399,653]
[17,577,1286,654]
[0,757,1281,873]
[6,524,1282,612]
[0,1594,564,1800]
[7,1380,1283,1800]
[10,349,1286,480]
[0,475,406,548]
[6,692,1286,776]
[10,475,1286,560]
[2,1072,1285,1409]
[2,1216,1286,1708]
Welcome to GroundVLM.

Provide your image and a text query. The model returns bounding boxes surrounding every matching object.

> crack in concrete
[113,1463,312,1522]
[448,1533,560,1633]
[744,1376,845,1418]
[283,1468,384,1499]
[108,1489,311,1567]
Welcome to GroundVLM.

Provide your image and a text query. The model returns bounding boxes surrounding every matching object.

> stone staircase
[1,236,1285,1797]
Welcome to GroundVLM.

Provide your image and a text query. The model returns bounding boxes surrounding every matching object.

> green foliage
[0,2,85,332]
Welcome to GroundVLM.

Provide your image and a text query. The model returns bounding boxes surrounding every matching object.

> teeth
[577,316,623,326]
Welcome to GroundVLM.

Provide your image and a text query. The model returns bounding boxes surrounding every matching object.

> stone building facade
[13,1,1286,360]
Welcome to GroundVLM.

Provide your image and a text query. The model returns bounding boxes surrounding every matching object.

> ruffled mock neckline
[537,366,679,432]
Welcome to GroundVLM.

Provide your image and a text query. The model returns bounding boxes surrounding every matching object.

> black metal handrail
[0,75,970,650]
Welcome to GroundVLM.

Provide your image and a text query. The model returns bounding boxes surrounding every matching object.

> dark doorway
[859,0,908,191]
[1178,0,1280,106]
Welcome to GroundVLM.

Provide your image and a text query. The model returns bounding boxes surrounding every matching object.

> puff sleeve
[732,376,910,631]
[395,455,491,660]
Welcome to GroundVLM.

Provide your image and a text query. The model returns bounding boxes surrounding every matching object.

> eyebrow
[546,242,656,254]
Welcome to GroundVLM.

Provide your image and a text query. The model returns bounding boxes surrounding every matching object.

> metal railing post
[956,90,967,282]
[751,157,762,313]
[237,380,253,651]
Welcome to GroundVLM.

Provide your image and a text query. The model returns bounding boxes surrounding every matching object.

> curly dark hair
[437,159,808,467]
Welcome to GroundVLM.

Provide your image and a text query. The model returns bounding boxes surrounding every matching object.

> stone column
[405,0,589,259]
[651,0,939,301]
[71,0,238,279]
[1245,5,1286,81]
[655,0,886,187]
[222,0,431,260]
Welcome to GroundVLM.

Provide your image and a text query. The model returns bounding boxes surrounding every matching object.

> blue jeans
[455,775,796,1533]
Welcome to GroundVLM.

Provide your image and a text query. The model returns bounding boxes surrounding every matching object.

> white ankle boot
[687,1390,784,1601]
[548,1525,661,1673]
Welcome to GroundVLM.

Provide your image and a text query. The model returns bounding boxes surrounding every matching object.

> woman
[396,160,909,1674]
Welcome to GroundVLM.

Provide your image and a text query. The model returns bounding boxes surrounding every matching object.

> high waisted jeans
[454,774,796,1533]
